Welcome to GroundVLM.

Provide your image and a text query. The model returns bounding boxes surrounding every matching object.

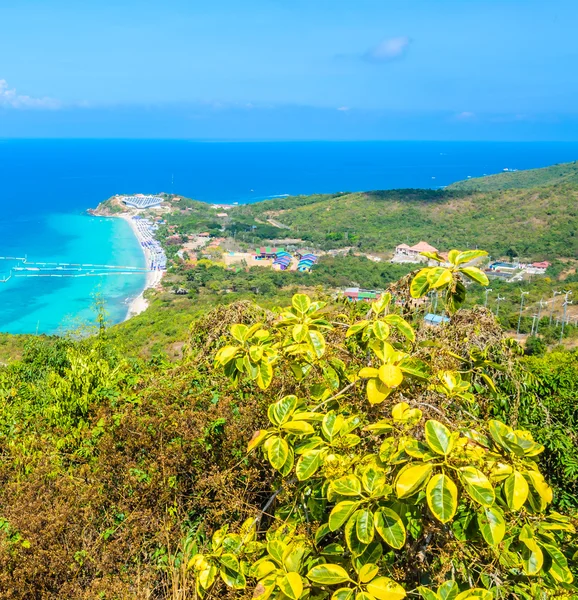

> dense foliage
[225,187,578,260]
[448,162,578,192]
[193,252,577,600]
[0,250,576,599]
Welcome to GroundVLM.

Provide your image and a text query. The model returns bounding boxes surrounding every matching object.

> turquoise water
[2,139,578,335]
[0,213,145,334]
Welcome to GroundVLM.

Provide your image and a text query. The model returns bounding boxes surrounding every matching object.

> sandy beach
[116,213,165,319]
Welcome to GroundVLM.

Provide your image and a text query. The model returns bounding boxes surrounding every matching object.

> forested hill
[447,160,578,191]
[230,184,578,260]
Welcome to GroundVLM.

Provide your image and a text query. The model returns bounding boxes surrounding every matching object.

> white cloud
[364,36,411,62]
[337,106,350,112]
[0,79,60,109]
[455,111,476,121]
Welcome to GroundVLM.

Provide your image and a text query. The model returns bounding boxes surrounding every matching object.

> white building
[122,195,163,209]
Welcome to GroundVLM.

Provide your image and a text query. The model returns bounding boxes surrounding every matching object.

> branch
[312,380,358,411]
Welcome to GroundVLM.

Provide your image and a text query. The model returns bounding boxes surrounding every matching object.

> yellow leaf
[378,364,403,388]
[366,378,391,405]
[366,576,406,600]
[396,463,433,498]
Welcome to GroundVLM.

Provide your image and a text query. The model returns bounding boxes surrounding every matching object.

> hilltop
[447,159,578,191]
[228,184,578,261]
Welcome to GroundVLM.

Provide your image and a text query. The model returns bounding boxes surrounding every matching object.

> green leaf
[230,324,248,342]
[352,541,383,573]
[520,539,543,576]
[356,508,375,544]
[366,577,406,600]
[332,589,355,600]
[454,590,492,600]
[374,508,406,549]
[198,563,218,590]
[307,564,351,585]
[279,445,294,476]
[398,358,429,380]
[396,463,433,499]
[542,543,574,584]
[503,470,529,511]
[267,436,289,471]
[428,268,453,290]
[270,395,298,425]
[219,554,246,589]
[281,420,315,435]
[323,411,344,441]
[345,511,368,557]
[361,466,387,495]
[292,293,311,314]
[410,269,431,298]
[358,563,379,584]
[309,330,326,358]
[296,449,322,481]
[417,588,441,600]
[372,320,391,341]
[215,345,239,365]
[460,267,489,286]
[426,473,458,523]
[329,500,360,531]
[364,420,393,434]
[256,360,274,390]
[424,420,455,456]
[278,572,303,600]
[454,249,488,265]
[331,475,363,497]
[249,559,277,580]
[458,467,495,507]
[383,314,415,342]
[292,323,309,343]
[437,581,459,600]
[346,320,369,338]
[477,505,505,546]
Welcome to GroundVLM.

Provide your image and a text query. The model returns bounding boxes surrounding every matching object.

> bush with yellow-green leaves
[192,250,576,600]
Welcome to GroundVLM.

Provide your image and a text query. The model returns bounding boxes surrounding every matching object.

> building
[255,246,284,259]
[344,288,382,302]
[395,241,438,257]
[394,241,439,263]
[297,253,318,272]
[272,251,293,271]
[526,261,550,275]
[424,313,450,326]
[121,194,163,209]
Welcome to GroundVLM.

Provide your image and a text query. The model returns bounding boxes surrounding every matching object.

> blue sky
[1,0,577,139]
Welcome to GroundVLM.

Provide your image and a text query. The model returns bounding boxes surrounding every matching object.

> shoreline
[101,212,165,320]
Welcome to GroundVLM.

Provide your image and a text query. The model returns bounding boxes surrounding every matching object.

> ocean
[1,139,578,334]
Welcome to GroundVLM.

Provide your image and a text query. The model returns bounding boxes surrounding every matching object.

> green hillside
[229,185,578,260]
[448,160,578,191]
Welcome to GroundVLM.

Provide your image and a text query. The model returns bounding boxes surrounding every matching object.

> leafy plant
[191,260,577,599]
[410,250,489,314]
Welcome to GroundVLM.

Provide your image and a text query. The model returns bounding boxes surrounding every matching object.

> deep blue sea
[1,140,578,334]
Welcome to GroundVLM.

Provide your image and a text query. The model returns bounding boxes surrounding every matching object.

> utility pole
[535,298,547,335]
[530,314,538,336]
[560,291,573,344]
[549,290,561,325]
[517,291,530,335]
[484,288,493,308]
[496,295,505,317]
